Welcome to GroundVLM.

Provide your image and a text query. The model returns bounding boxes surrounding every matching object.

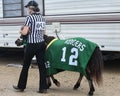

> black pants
[17,42,47,90]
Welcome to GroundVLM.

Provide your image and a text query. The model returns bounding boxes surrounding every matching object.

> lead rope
[55,30,60,40]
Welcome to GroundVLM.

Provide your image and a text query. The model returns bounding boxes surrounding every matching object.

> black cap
[25,1,38,8]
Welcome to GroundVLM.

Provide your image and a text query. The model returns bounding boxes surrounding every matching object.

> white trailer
[0,18,23,48]
[45,0,120,52]
[0,0,120,59]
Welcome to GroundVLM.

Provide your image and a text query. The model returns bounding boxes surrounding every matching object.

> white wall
[46,23,120,51]
[45,0,120,51]
[45,0,120,15]
[0,0,3,18]
[0,25,21,48]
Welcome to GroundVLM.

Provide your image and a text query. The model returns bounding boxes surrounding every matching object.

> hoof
[73,83,80,90]
[88,92,94,96]
[47,82,51,89]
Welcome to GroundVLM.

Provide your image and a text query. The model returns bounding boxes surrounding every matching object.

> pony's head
[15,37,23,46]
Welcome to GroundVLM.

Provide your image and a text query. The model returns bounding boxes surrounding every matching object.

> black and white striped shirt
[24,13,45,43]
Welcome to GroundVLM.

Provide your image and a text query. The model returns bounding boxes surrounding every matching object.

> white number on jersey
[61,47,78,66]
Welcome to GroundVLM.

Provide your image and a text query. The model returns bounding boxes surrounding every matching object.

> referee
[13,1,47,93]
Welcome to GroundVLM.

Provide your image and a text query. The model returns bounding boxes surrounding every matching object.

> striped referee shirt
[24,13,45,43]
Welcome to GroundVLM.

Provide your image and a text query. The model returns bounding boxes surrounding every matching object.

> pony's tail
[88,46,104,86]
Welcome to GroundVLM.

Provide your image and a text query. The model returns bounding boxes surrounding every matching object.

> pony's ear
[43,34,48,39]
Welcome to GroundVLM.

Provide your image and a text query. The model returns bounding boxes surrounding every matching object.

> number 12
[61,47,78,66]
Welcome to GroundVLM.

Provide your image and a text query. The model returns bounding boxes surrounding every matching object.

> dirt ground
[0,51,120,96]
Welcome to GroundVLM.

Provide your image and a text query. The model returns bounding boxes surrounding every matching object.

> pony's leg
[46,76,51,88]
[86,71,95,96]
[73,73,83,90]
[87,78,95,96]
[50,75,60,87]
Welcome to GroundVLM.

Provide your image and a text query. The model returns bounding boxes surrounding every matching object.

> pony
[44,35,103,96]
[15,34,103,95]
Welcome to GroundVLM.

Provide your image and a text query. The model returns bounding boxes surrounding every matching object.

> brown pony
[44,35,103,96]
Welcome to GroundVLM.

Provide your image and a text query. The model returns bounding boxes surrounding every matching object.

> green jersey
[45,37,97,77]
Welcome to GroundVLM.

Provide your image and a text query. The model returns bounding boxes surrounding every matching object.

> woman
[13,1,47,93]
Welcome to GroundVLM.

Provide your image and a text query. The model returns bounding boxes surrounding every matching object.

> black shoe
[13,85,24,92]
[37,89,47,93]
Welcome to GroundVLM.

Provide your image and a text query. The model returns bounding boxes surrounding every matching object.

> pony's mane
[44,35,55,45]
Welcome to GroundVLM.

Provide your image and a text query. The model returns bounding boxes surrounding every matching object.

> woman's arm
[20,26,29,35]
